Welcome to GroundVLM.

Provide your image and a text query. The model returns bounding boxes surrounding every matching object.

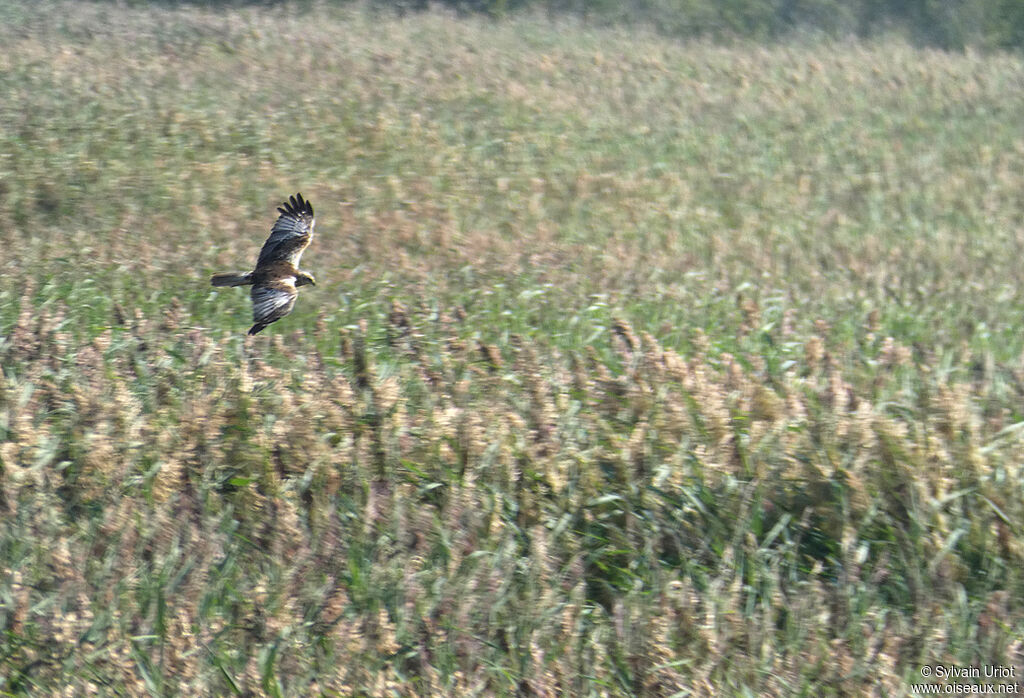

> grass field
[2,1,1024,695]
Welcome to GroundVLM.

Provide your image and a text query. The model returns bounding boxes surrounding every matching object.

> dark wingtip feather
[277,193,313,218]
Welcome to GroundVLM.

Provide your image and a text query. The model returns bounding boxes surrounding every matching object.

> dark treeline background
[119,0,1024,50]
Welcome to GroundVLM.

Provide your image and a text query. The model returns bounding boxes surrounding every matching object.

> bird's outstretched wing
[256,193,315,268]
[249,280,298,335]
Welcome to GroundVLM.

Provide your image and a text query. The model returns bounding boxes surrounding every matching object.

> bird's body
[211,194,316,335]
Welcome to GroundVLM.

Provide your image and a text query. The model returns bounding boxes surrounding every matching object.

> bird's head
[297,271,316,287]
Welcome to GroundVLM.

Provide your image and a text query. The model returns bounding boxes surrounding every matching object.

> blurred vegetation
[120,0,1024,50]
[2,1,1024,695]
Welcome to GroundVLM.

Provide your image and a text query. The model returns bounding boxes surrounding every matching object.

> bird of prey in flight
[211,193,316,335]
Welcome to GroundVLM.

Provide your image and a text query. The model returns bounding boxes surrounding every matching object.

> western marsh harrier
[211,193,316,335]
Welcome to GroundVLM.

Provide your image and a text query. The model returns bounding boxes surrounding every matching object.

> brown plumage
[211,193,317,335]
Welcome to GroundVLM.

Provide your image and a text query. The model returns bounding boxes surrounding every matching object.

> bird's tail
[211,271,253,287]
